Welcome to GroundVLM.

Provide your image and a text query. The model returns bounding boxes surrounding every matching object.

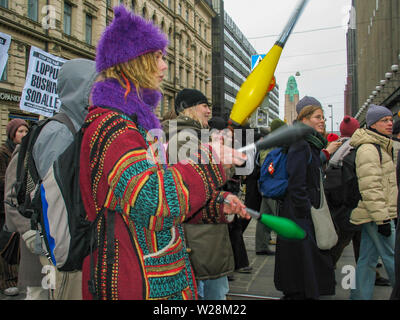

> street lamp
[328,104,333,133]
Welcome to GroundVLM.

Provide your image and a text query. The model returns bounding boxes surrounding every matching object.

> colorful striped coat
[80,107,228,300]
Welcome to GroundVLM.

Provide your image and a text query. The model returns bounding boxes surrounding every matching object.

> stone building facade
[351,0,400,124]
[0,0,214,141]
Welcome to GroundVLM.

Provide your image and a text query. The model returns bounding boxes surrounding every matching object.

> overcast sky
[223,0,352,131]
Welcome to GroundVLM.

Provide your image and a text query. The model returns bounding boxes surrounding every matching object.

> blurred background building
[346,0,400,125]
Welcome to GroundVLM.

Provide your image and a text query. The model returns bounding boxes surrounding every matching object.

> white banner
[0,32,11,79]
[20,46,66,117]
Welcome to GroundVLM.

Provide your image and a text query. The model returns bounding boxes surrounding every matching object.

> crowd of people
[0,5,399,300]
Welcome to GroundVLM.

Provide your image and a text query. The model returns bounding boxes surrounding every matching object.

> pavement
[0,218,393,301]
[227,218,393,300]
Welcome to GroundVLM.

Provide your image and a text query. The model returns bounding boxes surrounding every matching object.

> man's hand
[223,194,250,219]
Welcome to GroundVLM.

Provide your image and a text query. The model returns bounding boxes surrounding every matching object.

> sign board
[20,46,66,117]
[0,32,11,79]
[251,54,266,71]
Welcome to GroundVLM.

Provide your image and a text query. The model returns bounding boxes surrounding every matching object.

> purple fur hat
[96,5,168,72]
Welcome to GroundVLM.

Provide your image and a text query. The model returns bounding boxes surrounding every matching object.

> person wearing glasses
[349,104,397,300]
[274,96,335,300]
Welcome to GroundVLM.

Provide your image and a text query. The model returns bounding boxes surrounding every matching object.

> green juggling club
[226,200,306,240]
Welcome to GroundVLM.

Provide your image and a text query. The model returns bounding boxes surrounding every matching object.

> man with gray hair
[349,104,397,300]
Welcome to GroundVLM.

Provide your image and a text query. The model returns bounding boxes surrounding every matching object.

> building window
[178,3,181,15]
[106,15,112,26]
[106,0,111,8]
[28,0,39,22]
[85,14,92,45]
[168,61,172,81]
[186,9,189,22]
[64,2,72,35]
[0,62,7,82]
[0,0,8,9]
[168,28,173,44]
[131,0,135,12]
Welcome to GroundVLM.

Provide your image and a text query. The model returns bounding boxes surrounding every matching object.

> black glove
[378,223,391,237]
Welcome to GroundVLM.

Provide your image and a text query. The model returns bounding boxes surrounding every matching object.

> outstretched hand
[223,194,250,219]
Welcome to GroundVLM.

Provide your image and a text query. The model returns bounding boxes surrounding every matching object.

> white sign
[20,46,66,117]
[0,32,11,79]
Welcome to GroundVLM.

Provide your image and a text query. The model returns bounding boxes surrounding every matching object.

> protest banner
[0,31,11,79]
[20,46,66,117]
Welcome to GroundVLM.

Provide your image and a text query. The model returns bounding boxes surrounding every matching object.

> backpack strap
[52,113,77,135]
[15,118,52,218]
[373,143,382,164]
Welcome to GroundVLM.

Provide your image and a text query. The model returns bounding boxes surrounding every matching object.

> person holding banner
[79,5,248,300]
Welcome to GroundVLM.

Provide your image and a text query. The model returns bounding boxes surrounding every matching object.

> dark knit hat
[339,115,360,137]
[208,116,227,130]
[175,89,210,114]
[296,96,322,114]
[393,120,400,135]
[366,104,392,127]
[95,5,168,72]
[6,118,28,140]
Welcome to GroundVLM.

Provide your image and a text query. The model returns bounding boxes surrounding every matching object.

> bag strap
[52,113,77,135]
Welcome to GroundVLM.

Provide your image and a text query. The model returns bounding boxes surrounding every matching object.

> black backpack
[324,143,382,232]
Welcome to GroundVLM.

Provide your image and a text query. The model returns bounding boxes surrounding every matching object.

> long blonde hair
[181,106,209,128]
[103,52,160,99]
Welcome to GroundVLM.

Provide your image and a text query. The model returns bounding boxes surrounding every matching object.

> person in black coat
[274,96,335,300]
[390,125,400,299]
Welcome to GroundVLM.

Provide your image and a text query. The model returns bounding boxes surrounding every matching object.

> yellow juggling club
[229,0,309,126]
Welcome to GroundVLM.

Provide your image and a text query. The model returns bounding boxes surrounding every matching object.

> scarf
[91,79,162,131]
[302,124,327,150]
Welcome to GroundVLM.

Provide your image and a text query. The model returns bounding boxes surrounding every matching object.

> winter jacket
[80,77,230,299]
[31,59,98,300]
[0,139,14,228]
[349,128,397,225]
[162,115,235,280]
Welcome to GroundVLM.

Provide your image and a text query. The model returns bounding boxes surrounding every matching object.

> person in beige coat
[349,104,397,300]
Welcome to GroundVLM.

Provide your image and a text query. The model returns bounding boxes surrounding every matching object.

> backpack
[341,143,382,210]
[258,147,289,200]
[324,143,382,231]
[14,113,92,271]
[258,145,314,200]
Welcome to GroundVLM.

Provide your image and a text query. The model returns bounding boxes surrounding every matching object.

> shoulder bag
[311,170,338,250]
